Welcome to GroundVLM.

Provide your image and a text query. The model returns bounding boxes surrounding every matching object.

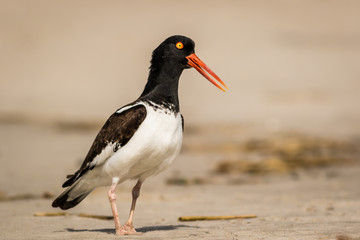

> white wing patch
[90,142,118,167]
[116,102,142,114]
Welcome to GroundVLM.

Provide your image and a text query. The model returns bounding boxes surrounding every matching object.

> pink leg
[122,180,142,234]
[108,178,123,235]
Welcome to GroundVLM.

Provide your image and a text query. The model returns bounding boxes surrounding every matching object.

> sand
[1,122,359,240]
[1,168,360,240]
[1,1,360,239]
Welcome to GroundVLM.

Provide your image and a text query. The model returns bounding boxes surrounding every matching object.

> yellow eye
[176,42,184,49]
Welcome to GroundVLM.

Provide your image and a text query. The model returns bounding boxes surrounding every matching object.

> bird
[52,35,227,235]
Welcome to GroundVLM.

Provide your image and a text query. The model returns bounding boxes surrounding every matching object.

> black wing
[62,104,147,188]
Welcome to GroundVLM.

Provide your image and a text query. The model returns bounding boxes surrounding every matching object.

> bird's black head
[140,35,227,107]
[150,35,195,70]
[149,35,227,92]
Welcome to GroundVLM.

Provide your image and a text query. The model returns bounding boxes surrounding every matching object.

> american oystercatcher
[52,35,227,235]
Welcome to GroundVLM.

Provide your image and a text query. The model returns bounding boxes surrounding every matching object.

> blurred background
[0,0,359,196]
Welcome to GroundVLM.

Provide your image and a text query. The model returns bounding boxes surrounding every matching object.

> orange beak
[186,53,228,92]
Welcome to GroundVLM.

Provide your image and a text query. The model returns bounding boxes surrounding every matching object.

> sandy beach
[1,1,360,239]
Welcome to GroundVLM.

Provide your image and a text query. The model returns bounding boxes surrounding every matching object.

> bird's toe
[120,223,142,235]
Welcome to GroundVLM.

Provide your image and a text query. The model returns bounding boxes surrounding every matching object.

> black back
[62,105,147,187]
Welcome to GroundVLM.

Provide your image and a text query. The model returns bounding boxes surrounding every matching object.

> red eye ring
[176,42,184,49]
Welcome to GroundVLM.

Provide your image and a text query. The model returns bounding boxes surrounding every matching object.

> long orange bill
[186,53,228,92]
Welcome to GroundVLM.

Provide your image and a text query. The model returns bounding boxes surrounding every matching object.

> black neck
[138,60,184,113]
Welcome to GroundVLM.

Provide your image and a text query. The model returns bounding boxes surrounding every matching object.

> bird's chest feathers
[137,104,183,156]
[105,103,183,177]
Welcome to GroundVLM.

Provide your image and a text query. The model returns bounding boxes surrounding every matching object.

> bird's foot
[115,223,142,235]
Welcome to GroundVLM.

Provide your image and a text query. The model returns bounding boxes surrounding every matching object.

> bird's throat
[139,63,183,112]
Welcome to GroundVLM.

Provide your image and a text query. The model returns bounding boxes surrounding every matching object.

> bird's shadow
[66,224,198,235]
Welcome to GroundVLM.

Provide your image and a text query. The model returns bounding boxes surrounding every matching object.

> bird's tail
[52,180,93,210]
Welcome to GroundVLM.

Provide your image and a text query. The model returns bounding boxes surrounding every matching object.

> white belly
[104,102,183,182]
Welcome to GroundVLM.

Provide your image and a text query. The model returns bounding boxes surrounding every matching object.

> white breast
[104,101,183,182]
